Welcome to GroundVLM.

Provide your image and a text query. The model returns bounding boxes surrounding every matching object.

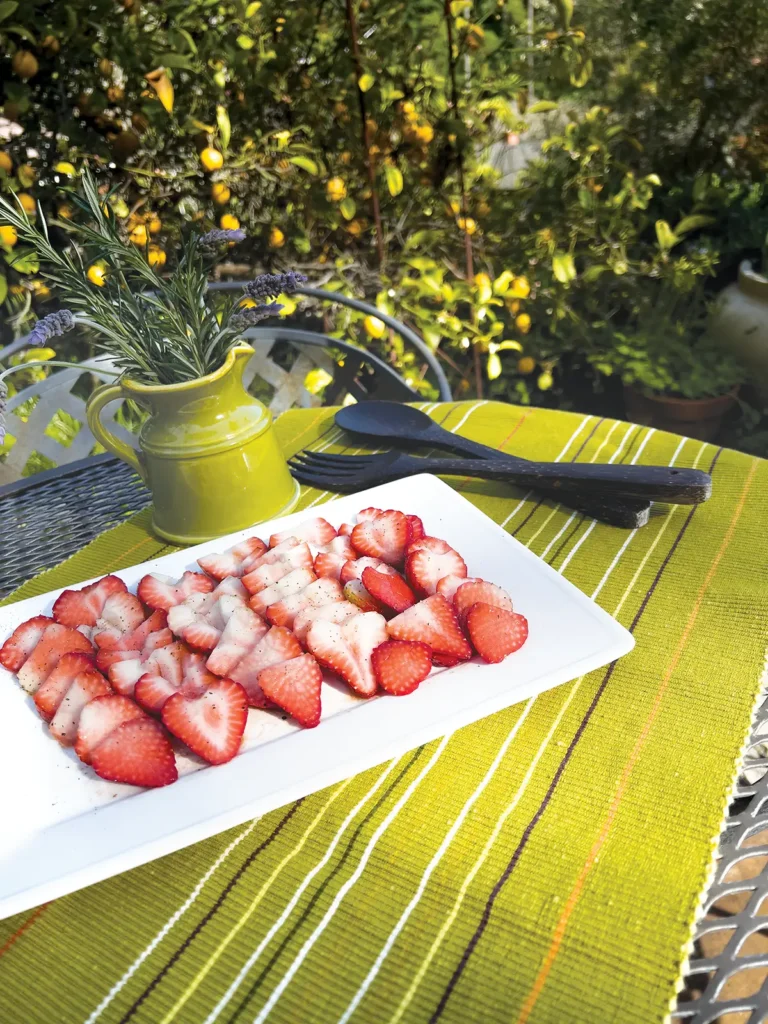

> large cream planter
[709,261,768,402]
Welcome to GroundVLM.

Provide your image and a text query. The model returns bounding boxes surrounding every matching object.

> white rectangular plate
[0,474,633,920]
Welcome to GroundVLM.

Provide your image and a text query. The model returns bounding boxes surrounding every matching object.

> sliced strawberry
[388,595,472,661]
[259,654,323,728]
[362,566,416,613]
[17,624,94,694]
[162,677,248,765]
[313,536,356,581]
[267,578,343,629]
[405,537,467,597]
[248,567,317,617]
[94,608,168,651]
[357,507,382,522]
[134,646,212,713]
[431,652,465,668]
[241,541,313,593]
[95,629,172,671]
[306,611,388,697]
[50,669,111,746]
[338,522,355,537]
[454,580,513,625]
[206,605,269,676]
[197,536,267,580]
[293,601,360,646]
[91,717,178,787]
[230,625,302,707]
[436,575,480,604]
[269,517,337,549]
[372,640,432,696]
[137,571,214,612]
[343,579,384,613]
[467,603,528,663]
[167,580,248,651]
[52,575,127,628]
[109,640,187,697]
[340,556,397,585]
[0,615,54,672]
[89,591,146,639]
[34,652,97,720]
[75,694,147,764]
[351,510,408,566]
[405,514,425,546]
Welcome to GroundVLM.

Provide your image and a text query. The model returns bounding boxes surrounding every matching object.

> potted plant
[0,170,302,544]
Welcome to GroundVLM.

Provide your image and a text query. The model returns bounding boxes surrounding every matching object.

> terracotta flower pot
[623,384,739,442]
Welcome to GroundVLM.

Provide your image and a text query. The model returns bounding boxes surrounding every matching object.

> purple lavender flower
[243,272,307,301]
[230,302,284,331]
[198,228,246,248]
[27,309,76,346]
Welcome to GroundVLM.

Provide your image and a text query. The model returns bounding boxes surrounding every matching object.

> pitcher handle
[86,383,145,479]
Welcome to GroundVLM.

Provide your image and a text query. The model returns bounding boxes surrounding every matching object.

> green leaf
[153,53,194,70]
[0,273,7,304]
[508,0,527,26]
[582,264,608,283]
[552,251,576,284]
[497,339,523,352]
[339,197,356,221]
[527,100,558,114]
[5,23,35,42]
[288,155,318,174]
[358,73,375,93]
[236,34,255,49]
[570,58,593,89]
[554,0,574,29]
[655,219,679,251]
[216,104,231,151]
[384,164,403,197]
[6,249,38,273]
[176,28,198,54]
[245,0,262,13]
[674,214,716,235]
[487,351,502,381]
[0,2,19,24]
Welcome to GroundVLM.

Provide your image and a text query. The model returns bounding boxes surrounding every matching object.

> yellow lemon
[17,192,36,215]
[30,280,51,299]
[220,213,240,231]
[12,51,38,81]
[129,223,148,245]
[147,215,162,234]
[363,315,386,339]
[200,147,224,172]
[457,216,477,235]
[515,312,532,334]
[0,225,18,247]
[414,123,434,144]
[0,152,12,173]
[98,58,113,77]
[537,371,554,390]
[510,275,530,298]
[54,161,77,177]
[473,272,492,302]
[87,264,107,287]
[147,245,166,267]
[211,182,230,205]
[57,204,74,220]
[268,225,285,248]
[346,219,363,237]
[517,356,536,375]
[18,164,36,186]
[340,151,352,165]
[42,35,60,55]
[326,177,347,202]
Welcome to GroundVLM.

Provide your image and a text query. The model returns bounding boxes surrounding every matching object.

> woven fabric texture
[0,400,766,1024]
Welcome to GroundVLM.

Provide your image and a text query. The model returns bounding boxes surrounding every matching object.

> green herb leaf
[358,73,375,93]
[0,2,19,24]
[674,214,716,236]
[528,100,558,114]
[384,164,403,197]
[236,34,255,49]
[0,273,7,304]
[487,351,502,381]
[288,155,318,174]
[552,251,576,284]
[655,219,678,251]
[216,104,231,151]
[340,197,356,221]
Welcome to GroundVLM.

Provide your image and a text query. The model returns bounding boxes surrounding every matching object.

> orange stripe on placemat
[514,457,760,1024]
[0,903,49,960]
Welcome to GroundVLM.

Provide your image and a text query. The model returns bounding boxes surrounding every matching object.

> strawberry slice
[267,578,344,629]
[49,669,112,746]
[241,541,313,594]
[229,625,302,707]
[454,580,513,625]
[91,717,178,787]
[197,536,267,580]
[17,624,94,694]
[94,608,168,651]
[33,652,98,720]
[134,646,213,713]
[0,615,54,672]
[259,654,323,728]
[436,575,480,604]
[338,523,355,537]
[167,580,248,651]
[206,605,269,676]
[340,556,397,585]
[362,566,416,613]
[84,591,146,641]
[466,603,528,663]
[306,611,388,697]
[351,510,408,566]
[248,567,317,617]
[269,517,337,549]
[293,601,360,646]
[343,579,384,613]
[431,652,465,668]
[162,677,248,765]
[371,640,432,695]
[388,595,472,661]
[137,571,214,612]
[357,507,382,522]
[101,629,181,692]
[405,514,425,546]
[405,537,467,597]
[75,694,147,764]
[313,536,356,580]
[52,574,127,628]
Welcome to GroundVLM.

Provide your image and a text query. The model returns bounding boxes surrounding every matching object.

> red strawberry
[269,517,337,549]
[454,580,513,625]
[242,542,313,594]
[466,603,528,663]
[138,571,214,612]
[167,580,248,651]
[248,567,317,617]
[52,575,127,628]
[197,536,267,580]
[50,669,111,746]
[34,652,98,720]
[75,694,147,765]
[313,536,356,580]
[206,605,269,676]
[343,579,384,613]
[91,717,178,787]
[338,523,355,537]
[436,575,479,604]
[95,608,168,651]
[230,625,302,707]
[362,566,416,613]
[162,677,248,765]
[0,615,54,672]
[259,654,323,728]
[293,601,360,646]
[431,652,465,668]
[371,640,432,695]
[95,629,172,671]
[91,591,146,638]
[306,611,388,697]
[109,640,187,697]
[340,556,397,585]
[405,514,425,546]
[388,595,472,661]
[405,537,467,597]
[351,510,408,566]
[17,624,94,694]
[357,507,382,522]
[135,647,212,713]
[267,578,343,629]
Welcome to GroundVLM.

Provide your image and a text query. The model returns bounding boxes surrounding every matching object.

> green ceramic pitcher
[86,343,299,545]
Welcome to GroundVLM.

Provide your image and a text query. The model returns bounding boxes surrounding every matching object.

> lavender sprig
[198,228,247,248]
[27,309,76,346]
[229,302,283,330]
[243,272,307,301]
